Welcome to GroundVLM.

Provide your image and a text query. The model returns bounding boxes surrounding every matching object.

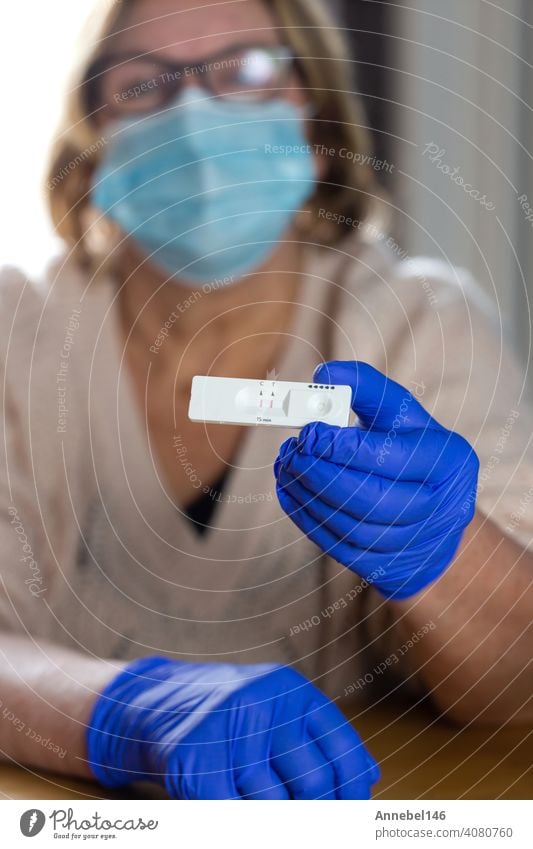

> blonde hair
[45,0,384,268]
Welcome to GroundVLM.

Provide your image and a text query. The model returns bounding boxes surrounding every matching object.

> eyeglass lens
[92,45,294,116]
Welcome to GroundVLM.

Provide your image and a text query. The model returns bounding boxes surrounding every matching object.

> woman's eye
[123,78,156,95]
[103,62,168,105]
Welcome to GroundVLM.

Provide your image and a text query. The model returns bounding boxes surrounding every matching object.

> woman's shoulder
[318,230,494,316]
[310,232,500,354]
[0,255,112,367]
[0,255,116,446]
[0,262,43,328]
[0,253,96,319]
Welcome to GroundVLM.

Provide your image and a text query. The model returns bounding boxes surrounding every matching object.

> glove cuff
[375,529,465,600]
[86,655,176,788]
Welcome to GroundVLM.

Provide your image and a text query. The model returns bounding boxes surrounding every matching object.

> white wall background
[0,2,95,274]
[393,0,532,368]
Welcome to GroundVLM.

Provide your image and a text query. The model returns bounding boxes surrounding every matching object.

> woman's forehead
[108,0,279,60]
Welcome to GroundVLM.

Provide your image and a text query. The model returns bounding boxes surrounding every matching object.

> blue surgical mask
[91,88,317,285]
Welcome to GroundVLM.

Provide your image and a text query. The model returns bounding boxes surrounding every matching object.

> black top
[182,468,229,536]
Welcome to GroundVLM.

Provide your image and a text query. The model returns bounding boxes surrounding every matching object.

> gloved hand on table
[275,361,480,600]
[87,656,380,799]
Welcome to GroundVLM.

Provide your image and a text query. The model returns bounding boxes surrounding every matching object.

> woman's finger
[235,764,290,799]
[306,700,379,800]
[270,729,337,799]
[277,466,449,552]
[276,484,461,595]
[313,361,437,431]
[295,421,461,484]
[277,451,436,524]
[276,484,384,581]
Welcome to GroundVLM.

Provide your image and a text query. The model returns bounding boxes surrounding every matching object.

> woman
[0,0,531,800]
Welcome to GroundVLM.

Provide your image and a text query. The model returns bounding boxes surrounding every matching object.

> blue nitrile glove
[86,656,380,800]
[275,361,480,600]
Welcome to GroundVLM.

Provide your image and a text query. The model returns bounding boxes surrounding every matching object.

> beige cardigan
[1,234,532,701]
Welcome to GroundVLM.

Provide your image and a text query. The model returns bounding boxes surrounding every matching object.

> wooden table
[1,700,531,800]
[349,700,532,800]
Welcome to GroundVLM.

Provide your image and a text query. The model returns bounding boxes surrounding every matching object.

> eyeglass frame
[84,42,299,121]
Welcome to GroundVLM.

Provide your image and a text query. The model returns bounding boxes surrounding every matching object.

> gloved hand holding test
[188,375,353,428]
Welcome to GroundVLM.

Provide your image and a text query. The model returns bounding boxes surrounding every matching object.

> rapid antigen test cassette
[188,376,352,428]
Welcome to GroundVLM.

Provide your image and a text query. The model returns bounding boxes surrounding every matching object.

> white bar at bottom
[3,800,531,848]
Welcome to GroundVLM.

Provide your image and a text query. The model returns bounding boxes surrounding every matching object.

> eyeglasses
[85,43,297,119]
